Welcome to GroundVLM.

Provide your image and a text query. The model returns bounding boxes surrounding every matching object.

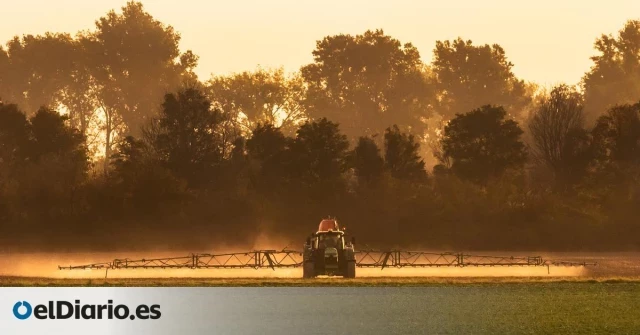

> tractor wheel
[344,261,356,278]
[303,261,315,278]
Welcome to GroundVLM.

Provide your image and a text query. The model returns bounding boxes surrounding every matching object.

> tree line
[1,2,639,251]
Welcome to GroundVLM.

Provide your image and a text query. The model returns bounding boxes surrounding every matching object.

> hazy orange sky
[0,0,638,87]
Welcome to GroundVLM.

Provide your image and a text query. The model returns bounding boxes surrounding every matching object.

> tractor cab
[312,219,345,249]
[307,219,354,249]
[315,232,344,249]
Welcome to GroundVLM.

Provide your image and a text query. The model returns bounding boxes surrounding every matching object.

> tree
[109,135,186,211]
[0,106,89,223]
[245,124,290,193]
[384,126,427,181]
[301,29,434,138]
[28,107,88,168]
[589,103,640,220]
[0,33,100,139]
[582,20,640,124]
[150,88,223,187]
[82,1,198,168]
[228,137,248,170]
[592,102,640,167]
[439,105,527,183]
[289,118,349,185]
[246,124,288,161]
[0,104,88,174]
[0,33,77,115]
[0,103,30,206]
[352,137,385,185]
[27,107,89,197]
[528,85,592,186]
[58,39,99,136]
[0,103,30,167]
[0,47,7,100]
[207,67,306,135]
[432,38,530,120]
[110,136,147,178]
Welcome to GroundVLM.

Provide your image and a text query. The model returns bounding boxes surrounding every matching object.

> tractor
[303,218,356,278]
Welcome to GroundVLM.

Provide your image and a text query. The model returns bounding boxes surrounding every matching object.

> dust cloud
[0,251,587,279]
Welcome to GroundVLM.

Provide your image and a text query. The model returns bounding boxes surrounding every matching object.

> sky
[0,0,639,87]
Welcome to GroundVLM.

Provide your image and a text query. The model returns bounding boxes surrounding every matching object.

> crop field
[3,253,640,333]
[3,276,640,333]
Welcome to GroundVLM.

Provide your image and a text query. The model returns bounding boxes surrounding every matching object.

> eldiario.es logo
[13,300,161,320]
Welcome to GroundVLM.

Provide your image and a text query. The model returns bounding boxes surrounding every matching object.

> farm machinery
[58,218,596,278]
[303,219,356,278]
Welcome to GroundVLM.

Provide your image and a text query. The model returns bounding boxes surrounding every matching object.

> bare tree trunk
[103,108,112,174]
[80,111,88,136]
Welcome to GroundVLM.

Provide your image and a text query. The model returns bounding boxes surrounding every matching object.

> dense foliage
[1,2,640,251]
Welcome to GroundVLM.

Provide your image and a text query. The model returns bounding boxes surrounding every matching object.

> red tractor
[303,218,356,278]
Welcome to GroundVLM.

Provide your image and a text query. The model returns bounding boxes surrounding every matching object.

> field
[3,276,640,333]
[1,251,640,281]
[1,275,640,287]
[4,252,640,333]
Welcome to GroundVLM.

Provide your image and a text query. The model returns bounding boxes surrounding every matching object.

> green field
[4,276,640,333]
[1,252,637,333]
